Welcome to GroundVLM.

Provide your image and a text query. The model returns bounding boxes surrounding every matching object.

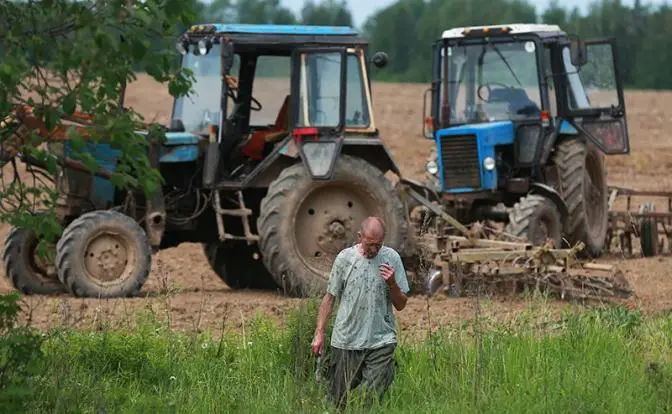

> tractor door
[290,47,347,179]
[561,38,630,154]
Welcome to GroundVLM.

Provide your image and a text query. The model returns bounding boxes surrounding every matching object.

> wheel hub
[294,184,380,275]
[328,220,346,237]
[85,234,129,282]
[317,217,353,256]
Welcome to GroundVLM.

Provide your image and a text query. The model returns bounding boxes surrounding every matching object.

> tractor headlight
[483,156,496,171]
[425,160,439,176]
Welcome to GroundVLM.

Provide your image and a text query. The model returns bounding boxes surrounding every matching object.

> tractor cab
[170,24,387,186]
[423,24,629,194]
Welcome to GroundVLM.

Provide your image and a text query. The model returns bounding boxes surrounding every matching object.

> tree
[300,0,353,27]
[234,0,298,24]
[0,0,196,247]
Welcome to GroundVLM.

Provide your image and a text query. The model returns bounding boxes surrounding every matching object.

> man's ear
[356,231,362,242]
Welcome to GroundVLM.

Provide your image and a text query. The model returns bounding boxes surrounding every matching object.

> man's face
[358,231,384,258]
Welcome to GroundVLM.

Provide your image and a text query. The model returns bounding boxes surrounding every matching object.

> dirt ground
[3,74,672,339]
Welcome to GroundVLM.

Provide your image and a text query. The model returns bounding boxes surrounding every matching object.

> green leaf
[78,152,100,174]
[130,38,149,61]
[62,93,76,116]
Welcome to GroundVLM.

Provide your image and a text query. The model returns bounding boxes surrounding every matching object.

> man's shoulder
[379,245,402,261]
[339,245,358,256]
[335,245,358,263]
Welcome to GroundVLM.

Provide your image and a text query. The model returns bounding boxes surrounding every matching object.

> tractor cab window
[296,51,343,128]
[440,40,542,125]
[345,53,370,128]
[250,55,291,128]
[171,44,237,134]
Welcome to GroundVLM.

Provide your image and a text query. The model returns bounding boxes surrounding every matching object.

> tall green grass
[3,294,672,413]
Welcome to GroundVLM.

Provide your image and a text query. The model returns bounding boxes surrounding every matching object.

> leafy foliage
[0,0,196,242]
[0,293,45,412]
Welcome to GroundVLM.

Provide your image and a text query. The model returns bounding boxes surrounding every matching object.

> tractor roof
[184,23,367,46]
[441,24,566,40]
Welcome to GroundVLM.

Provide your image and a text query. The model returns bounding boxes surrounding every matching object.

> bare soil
[3,75,672,339]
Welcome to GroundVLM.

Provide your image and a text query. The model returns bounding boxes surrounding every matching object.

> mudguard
[243,136,402,188]
[529,182,569,221]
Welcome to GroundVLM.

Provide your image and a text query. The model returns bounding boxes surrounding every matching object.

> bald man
[311,216,410,409]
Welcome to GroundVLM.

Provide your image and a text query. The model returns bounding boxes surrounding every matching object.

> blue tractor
[3,24,409,298]
[416,24,630,256]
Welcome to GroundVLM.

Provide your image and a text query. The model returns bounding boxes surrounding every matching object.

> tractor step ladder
[212,190,259,244]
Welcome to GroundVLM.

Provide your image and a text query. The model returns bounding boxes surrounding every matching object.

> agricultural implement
[605,185,672,257]
[0,23,633,302]
[398,180,632,302]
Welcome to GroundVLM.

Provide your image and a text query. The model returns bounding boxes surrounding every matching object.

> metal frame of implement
[399,182,634,302]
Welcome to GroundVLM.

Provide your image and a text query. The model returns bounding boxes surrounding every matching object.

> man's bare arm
[387,280,408,311]
[316,293,335,334]
[311,293,335,355]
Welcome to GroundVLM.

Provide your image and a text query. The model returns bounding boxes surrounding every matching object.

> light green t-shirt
[327,244,410,350]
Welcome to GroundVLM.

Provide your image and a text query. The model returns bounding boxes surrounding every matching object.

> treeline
[1,0,667,88]
[186,0,670,89]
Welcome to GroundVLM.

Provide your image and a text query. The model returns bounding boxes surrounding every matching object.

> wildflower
[169,376,176,381]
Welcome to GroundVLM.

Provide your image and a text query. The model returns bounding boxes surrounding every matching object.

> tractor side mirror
[372,51,388,69]
[570,40,588,67]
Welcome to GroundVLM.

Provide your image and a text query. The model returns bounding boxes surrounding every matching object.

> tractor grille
[440,134,481,190]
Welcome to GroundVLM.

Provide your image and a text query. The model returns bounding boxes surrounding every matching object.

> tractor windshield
[171,44,224,133]
[439,39,542,126]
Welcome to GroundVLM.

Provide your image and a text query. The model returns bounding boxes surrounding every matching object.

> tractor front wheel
[257,155,408,297]
[56,210,152,298]
[505,194,563,247]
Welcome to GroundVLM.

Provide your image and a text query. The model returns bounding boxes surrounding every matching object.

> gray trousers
[325,343,397,409]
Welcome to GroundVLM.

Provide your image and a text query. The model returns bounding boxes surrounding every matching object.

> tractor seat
[240,95,290,160]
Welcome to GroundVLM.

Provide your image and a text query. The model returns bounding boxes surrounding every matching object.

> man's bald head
[361,216,386,239]
[358,217,386,258]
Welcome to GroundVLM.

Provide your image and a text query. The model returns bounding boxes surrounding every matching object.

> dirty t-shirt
[327,245,410,350]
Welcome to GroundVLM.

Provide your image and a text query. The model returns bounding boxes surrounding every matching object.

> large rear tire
[3,225,65,295]
[257,155,408,297]
[552,138,608,256]
[202,242,280,290]
[56,210,152,298]
[505,194,563,247]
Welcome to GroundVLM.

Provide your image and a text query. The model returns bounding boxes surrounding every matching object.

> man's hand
[379,263,396,286]
[311,330,325,356]
[380,262,408,311]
